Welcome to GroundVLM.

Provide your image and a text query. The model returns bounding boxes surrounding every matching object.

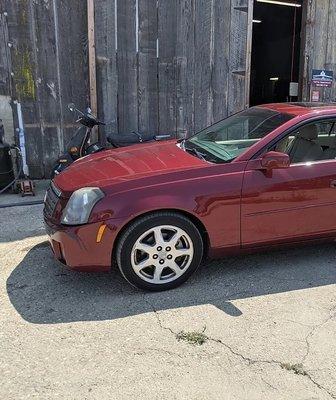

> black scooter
[53,103,171,176]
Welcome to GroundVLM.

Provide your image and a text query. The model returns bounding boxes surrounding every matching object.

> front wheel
[116,212,204,291]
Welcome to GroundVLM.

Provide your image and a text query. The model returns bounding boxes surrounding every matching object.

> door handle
[330,180,336,188]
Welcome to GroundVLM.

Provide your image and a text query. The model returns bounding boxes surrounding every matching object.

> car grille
[44,181,61,219]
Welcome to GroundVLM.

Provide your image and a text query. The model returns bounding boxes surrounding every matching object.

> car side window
[273,120,336,164]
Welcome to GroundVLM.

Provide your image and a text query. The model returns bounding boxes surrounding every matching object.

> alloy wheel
[130,225,194,284]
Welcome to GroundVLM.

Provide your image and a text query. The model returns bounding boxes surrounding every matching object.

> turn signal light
[96,224,107,243]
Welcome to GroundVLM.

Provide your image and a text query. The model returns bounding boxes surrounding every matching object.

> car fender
[92,173,243,251]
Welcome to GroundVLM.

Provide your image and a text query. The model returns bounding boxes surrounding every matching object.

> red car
[44,102,336,291]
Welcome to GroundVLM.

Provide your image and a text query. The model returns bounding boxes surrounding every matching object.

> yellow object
[96,224,107,243]
[70,146,79,154]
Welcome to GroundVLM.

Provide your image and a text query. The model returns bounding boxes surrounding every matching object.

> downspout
[14,101,29,177]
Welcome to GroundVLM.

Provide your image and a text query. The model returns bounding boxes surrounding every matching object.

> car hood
[54,140,205,195]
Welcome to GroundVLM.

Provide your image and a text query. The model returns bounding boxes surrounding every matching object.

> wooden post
[245,0,254,109]
[299,0,314,102]
[87,0,98,117]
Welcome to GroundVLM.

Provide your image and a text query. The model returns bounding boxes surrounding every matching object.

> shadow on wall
[7,241,336,325]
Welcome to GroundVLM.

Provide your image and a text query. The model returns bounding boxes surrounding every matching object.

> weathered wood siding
[1,0,252,178]
[3,1,336,178]
[0,13,12,97]
[96,0,252,139]
[0,0,89,178]
[300,0,336,102]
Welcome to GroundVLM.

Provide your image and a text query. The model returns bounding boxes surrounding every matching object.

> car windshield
[184,107,294,163]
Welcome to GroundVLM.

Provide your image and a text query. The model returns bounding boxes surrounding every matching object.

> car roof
[258,102,336,117]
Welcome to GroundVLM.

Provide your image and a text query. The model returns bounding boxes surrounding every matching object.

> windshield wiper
[187,147,207,161]
[182,142,207,161]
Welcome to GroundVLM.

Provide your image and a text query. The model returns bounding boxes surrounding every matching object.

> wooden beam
[228,0,250,116]
[245,0,254,108]
[87,0,97,117]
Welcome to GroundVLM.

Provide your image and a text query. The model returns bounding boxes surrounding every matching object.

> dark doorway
[250,0,303,106]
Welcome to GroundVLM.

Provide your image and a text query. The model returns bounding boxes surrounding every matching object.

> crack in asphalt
[302,304,336,365]
[144,295,336,399]
[261,376,279,392]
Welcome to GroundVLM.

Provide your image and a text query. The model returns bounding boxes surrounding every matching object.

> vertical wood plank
[310,0,329,101]
[2,1,36,105]
[244,0,253,108]
[0,13,12,96]
[176,0,195,138]
[117,0,138,134]
[194,0,214,132]
[87,0,98,116]
[95,0,118,135]
[299,0,314,101]
[212,0,231,123]
[158,0,177,135]
[138,0,158,135]
[326,2,336,101]
[311,0,329,69]
[227,0,249,116]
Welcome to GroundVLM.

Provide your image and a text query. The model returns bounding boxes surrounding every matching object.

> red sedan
[44,102,336,291]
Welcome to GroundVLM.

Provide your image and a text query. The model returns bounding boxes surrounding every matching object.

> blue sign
[312,69,334,87]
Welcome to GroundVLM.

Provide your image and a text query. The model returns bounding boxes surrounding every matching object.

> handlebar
[68,103,105,128]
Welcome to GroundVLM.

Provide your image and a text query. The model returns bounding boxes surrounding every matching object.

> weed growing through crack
[176,331,208,346]
[281,363,308,376]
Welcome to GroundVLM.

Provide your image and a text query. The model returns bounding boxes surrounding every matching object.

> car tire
[116,212,203,291]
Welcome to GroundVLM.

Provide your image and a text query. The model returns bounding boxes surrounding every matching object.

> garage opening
[250,0,303,106]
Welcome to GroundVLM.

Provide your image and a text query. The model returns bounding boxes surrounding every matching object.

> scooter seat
[107,132,156,147]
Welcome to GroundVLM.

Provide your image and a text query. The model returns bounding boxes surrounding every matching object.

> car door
[241,119,336,247]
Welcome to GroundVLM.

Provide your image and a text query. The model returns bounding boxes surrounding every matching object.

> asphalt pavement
[0,203,335,399]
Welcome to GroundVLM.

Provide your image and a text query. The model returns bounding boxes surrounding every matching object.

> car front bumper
[44,217,124,272]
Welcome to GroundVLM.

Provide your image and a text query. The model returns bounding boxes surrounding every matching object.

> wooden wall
[0,0,89,178]
[96,0,252,139]
[2,1,336,179]
[0,0,252,178]
[300,0,336,102]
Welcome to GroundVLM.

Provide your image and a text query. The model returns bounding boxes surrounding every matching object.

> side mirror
[261,151,290,170]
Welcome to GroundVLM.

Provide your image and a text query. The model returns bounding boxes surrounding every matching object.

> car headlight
[61,187,104,225]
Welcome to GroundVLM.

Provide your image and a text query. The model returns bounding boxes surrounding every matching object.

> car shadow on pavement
[7,241,336,324]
